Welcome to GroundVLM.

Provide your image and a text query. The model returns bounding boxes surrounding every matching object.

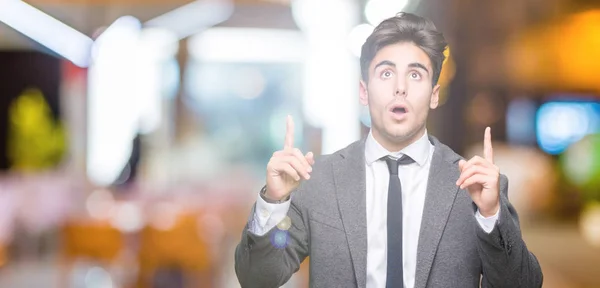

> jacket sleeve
[234,190,309,288]
[477,174,544,288]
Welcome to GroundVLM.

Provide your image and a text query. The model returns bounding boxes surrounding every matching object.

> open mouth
[390,105,408,115]
[392,107,407,114]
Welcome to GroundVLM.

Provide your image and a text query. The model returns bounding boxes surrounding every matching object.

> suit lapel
[414,136,461,288]
[333,139,368,288]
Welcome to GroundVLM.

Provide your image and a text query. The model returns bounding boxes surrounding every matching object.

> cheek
[368,82,394,108]
[407,84,433,109]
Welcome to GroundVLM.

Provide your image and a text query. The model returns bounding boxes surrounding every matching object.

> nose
[395,88,407,97]
[395,79,407,97]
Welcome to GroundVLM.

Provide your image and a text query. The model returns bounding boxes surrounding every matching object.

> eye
[381,70,394,79]
[409,71,421,80]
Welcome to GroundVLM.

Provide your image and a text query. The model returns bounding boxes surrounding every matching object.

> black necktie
[384,155,414,288]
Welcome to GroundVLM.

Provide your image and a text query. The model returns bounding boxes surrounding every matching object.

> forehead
[370,42,432,70]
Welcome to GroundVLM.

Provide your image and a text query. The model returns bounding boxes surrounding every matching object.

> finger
[460,156,494,172]
[460,174,492,190]
[460,157,484,173]
[458,159,466,172]
[291,148,312,173]
[484,127,493,163]
[277,163,301,182]
[283,156,310,180]
[284,115,295,149]
[456,165,497,186]
[305,151,315,165]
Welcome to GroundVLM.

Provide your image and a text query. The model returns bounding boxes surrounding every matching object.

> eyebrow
[373,60,430,75]
[408,62,430,74]
[373,60,396,71]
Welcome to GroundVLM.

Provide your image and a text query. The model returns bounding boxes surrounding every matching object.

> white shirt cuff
[475,207,499,234]
[249,191,292,236]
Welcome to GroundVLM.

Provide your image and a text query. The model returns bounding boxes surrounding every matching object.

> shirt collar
[364,129,431,167]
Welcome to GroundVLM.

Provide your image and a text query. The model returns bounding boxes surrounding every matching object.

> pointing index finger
[284,115,294,149]
[483,127,493,163]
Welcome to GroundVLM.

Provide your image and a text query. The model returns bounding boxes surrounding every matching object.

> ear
[430,84,440,109]
[359,80,369,106]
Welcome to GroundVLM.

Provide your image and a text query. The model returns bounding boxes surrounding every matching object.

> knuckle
[270,159,277,166]
[285,165,295,173]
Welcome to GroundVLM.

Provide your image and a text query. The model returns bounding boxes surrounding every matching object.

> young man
[235,12,543,288]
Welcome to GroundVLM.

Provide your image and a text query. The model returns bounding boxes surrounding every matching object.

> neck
[371,127,426,153]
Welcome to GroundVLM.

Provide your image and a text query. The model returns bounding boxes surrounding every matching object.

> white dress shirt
[250,130,499,288]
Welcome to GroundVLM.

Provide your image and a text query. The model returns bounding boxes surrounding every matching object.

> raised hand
[265,115,315,201]
[456,127,500,217]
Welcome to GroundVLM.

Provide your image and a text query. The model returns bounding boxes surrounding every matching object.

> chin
[385,127,411,140]
[388,123,423,141]
[385,121,410,136]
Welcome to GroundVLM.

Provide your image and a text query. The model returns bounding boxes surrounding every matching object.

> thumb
[458,159,466,171]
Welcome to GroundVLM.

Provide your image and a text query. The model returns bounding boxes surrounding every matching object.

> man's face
[359,42,440,150]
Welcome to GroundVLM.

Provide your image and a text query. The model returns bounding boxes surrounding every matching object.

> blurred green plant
[561,133,600,202]
[7,88,67,171]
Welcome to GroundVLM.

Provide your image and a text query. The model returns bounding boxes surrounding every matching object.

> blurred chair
[62,221,123,261]
[60,220,125,286]
[136,212,212,288]
[0,242,7,269]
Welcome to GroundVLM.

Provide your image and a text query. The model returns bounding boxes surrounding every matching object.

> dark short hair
[360,12,447,86]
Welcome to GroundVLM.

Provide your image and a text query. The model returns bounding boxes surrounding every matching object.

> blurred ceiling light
[291,0,357,32]
[291,0,360,153]
[88,19,181,187]
[348,23,374,57]
[92,15,142,61]
[188,28,306,63]
[0,0,93,67]
[145,0,234,40]
[364,0,410,26]
[134,28,178,135]
[87,16,142,187]
[536,101,600,155]
[137,27,179,61]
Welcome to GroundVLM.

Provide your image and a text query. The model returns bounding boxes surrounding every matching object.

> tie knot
[383,155,414,175]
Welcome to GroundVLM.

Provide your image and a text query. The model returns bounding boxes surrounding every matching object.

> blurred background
[0,0,599,287]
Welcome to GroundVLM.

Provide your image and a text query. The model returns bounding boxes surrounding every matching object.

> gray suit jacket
[235,136,543,288]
